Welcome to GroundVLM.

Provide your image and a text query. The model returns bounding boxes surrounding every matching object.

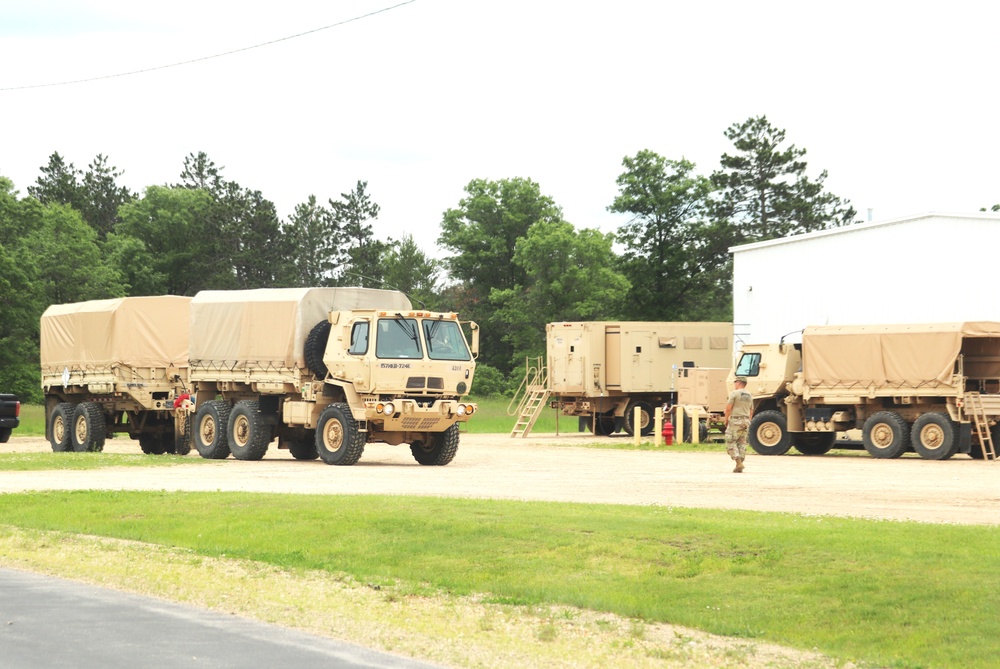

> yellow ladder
[509,357,549,438]
[965,392,997,461]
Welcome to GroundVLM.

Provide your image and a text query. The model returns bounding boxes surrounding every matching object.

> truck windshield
[734,352,761,377]
[375,317,422,359]
[423,319,471,361]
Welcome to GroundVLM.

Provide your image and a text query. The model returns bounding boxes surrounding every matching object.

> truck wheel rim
[233,415,250,448]
[53,417,65,444]
[757,423,781,447]
[75,416,88,444]
[323,421,344,450]
[918,424,943,450]
[871,423,894,448]
[200,416,216,445]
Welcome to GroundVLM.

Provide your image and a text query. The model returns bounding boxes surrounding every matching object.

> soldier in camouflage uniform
[724,377,753,473]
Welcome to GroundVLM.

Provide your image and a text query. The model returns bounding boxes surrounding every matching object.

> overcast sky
[2,0,998,257]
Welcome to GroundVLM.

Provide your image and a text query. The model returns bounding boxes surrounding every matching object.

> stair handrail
[508,356,547,417]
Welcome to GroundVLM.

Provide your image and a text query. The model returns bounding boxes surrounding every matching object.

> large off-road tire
[410,424,460,466]
[681,415,710,443]
[748,410,792,455]
[589,412,616,436]
[0,427,10,443]
[288,438,319,461]
[228,400,271,461]
[315,403,365,465]
[139,434,170,455]
[194,401,232,460]
[971,422,1000,459]
[49,403,76,452]
[174,415,192,456]
[71,402,106,453]
[623,401,654,437]
[305,321,332,379]
[862,411,910,459]
[911,413,958,460]
[793,432,836,455]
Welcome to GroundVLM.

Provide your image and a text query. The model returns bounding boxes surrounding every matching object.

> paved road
[0,568,441,669]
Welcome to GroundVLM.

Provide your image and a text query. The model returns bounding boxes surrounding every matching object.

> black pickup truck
[0,394,20,442]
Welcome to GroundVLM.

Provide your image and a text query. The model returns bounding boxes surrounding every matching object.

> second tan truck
[188,288,478,465]
[736,323,1000,460]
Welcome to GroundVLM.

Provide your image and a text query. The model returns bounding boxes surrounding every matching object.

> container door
[548,326,585,392]
[627,330,654,391]
[605,328,621,389]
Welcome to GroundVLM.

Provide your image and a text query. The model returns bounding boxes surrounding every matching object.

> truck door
[341,318,372,392]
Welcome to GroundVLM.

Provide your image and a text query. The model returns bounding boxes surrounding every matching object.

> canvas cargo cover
[40,296,191,371]
[802,322,1000,387]
[190,287,412,368]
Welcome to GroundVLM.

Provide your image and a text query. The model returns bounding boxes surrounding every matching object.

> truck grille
[406,377,445,392]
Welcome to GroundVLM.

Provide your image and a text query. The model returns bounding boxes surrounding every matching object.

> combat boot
[733,457,745,473]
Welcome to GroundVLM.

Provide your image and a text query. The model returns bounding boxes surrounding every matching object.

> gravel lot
[2,432,998,525]
[2,432,998,669]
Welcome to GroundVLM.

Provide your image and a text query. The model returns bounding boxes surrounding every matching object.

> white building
[730,212,1000,346]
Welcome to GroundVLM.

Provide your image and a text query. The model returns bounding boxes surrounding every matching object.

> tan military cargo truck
[737,323,1000,460]
[40,296,193,454]
[546,321,733,436]
[188,287,478,465]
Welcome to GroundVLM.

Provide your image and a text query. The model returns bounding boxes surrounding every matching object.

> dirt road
[3,433,999,525]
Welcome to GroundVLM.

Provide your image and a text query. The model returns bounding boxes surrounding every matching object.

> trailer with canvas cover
[40,296,193,454]
[737,322,1000,460]
[188,287,478,466]
[543,321,733,436]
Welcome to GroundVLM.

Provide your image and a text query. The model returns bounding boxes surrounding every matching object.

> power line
[1,0,416,92]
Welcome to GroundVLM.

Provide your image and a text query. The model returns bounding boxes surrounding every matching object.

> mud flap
[959,421,973,454]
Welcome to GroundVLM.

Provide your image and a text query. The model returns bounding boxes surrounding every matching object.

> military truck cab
[732,342,802,410]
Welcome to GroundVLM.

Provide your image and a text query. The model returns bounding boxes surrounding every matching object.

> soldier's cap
[734,376,748,384]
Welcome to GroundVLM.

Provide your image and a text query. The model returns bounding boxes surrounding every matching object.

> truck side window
[349,322,369,355]
[735,352,760,377]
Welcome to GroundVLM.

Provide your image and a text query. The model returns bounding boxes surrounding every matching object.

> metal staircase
[509,356,549,438]
[965,392,997,461]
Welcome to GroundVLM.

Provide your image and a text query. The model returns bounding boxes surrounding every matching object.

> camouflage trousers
[725,416,750,461]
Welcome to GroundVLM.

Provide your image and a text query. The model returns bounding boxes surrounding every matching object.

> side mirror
[466,321,480,358]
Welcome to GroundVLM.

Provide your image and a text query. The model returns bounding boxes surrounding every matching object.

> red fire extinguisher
[662,420,674,445]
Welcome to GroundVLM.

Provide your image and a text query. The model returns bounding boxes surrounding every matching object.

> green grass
[466,396,563,433]
[0,491,995,668]
[14,404,45,436]
[0,452,208,471]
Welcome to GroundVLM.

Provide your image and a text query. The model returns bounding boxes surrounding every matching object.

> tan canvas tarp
[40,296,191,371]
[190,287,412,368]
[803,322,1000,388]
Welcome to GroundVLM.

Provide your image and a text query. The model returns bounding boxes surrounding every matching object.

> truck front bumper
[365,398,476,432]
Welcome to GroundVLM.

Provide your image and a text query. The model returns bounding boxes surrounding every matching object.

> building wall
[731,213,1000,346]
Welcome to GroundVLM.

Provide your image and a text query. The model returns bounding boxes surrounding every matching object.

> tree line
[0,115,855,402]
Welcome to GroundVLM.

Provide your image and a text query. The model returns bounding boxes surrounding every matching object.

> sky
[2,0,999,259]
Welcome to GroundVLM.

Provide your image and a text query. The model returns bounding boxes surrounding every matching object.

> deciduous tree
[492,220,629,367]
[609,150,728,320]
[438,177,565,374]
[109,185,219,295]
